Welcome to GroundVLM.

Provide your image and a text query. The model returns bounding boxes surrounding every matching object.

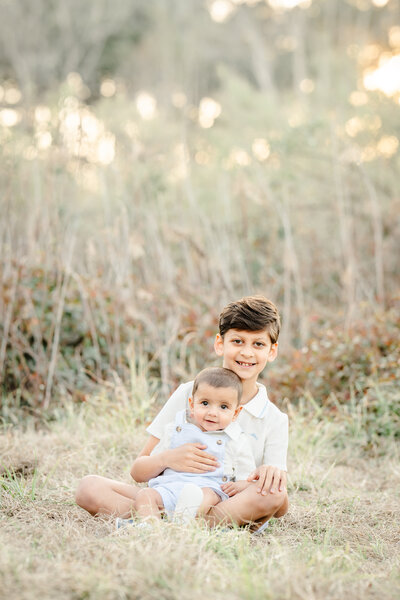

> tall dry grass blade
[0,268,18,381]
[359,164,385,307]
[43,235,75,410]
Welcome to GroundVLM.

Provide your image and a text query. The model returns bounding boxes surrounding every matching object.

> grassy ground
[1,397,399,600]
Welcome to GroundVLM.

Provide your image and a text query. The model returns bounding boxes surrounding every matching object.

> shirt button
[176,426,182,432]
[222,476,228,482]
[216,439,222,445]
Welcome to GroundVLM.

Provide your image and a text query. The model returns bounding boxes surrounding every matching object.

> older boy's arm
[248,411,288,495]
[130,435,166,482]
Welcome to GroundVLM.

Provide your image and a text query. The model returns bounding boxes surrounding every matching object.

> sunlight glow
[388,27,400,48]
[349,91,368,106]
[199,97,221,128]
[252,138,270,161]
[171,92,187,108]
[363,55,400,96]
[36,131,52,150]
[299,78,315,93]
[0,108,21,127]
[377,135,398,158]
[209,1,236,23]
[268,0,312,10]
[345,117,364,137]
[100,79,116,98]
[96,134,116,165]
[168,143,189,182]
[59,103,116,165]
[81,111,102,142]
[35,106,52,123]
[5,87,22,104]
[230,148,251,166]
[371,0,389,6]
[136,92,157,120]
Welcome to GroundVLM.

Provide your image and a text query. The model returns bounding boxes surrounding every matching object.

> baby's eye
[201,401,208,406]
[221,405,228,410]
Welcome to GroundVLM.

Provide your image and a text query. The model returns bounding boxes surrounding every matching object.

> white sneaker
[174,484,204,523]
[115,518,154,532]
[115,517,135,531]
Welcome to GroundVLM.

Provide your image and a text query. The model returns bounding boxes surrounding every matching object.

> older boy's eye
[232,339,242,344]
[255,342,265,347]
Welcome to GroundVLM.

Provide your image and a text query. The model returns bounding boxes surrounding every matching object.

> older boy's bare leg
[75,475,141,517]
[205,482,288,527]
[135,488,164,520]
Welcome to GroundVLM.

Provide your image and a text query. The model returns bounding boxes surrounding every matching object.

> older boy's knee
[75,475,101,512]
[254,488,288,517]
[136,487,158,506]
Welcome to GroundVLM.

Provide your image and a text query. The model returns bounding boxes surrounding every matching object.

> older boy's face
[214,329,277,384]
[189,383,241,432]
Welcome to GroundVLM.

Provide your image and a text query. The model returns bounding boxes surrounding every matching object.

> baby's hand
[221,480,251,497]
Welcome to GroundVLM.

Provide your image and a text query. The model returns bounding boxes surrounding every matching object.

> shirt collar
[222,420,242,441]
[241,383,270,418]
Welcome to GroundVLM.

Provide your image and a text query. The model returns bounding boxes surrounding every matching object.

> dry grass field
[1,396,399,600]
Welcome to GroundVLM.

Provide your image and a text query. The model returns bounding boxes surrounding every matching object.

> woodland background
[0,2,399,599]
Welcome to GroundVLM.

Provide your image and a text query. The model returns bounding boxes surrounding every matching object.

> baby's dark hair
[219,295,281,344]
[192,367,242,404]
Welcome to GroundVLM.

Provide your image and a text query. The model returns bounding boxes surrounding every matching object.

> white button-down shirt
[147,381,288,471]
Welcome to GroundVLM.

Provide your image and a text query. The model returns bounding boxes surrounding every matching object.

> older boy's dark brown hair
[192,367,242,404]
[218,295,281,344]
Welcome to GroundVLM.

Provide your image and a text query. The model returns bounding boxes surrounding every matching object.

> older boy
[76,295,288,529]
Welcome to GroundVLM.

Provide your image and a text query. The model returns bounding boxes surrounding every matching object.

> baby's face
[189,382,241,432]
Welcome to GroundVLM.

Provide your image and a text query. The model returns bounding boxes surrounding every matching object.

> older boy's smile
[214,329,278,389]
[236,361,256,367]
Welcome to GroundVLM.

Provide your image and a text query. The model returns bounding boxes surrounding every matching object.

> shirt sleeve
[262,412,289,471]
[146,382,192,440]
[234,434,257,481]
[150,422,175,455]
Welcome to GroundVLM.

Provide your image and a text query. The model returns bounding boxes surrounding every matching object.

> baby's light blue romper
[148,409,233,515]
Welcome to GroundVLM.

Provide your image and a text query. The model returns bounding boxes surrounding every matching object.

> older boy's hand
[221,480,251,497]
[166,443,219,473]
[247,465,287,496]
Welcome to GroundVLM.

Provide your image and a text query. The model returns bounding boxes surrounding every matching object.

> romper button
[176,426,182,432]
[216,439,222,445]
[222,476,228,482]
